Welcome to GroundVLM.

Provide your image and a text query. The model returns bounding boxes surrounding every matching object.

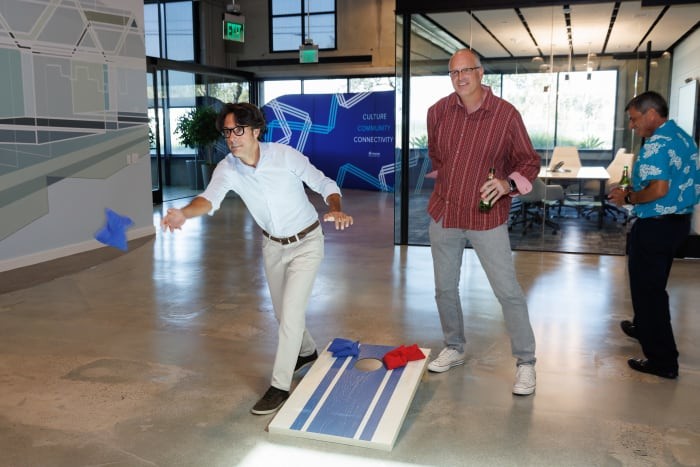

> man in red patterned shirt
[425,48,541,396]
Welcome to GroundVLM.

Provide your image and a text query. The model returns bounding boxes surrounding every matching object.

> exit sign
[223,13,244,42]
[299,43,319,63]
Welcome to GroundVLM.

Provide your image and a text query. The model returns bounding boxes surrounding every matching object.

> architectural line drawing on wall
[0,0,149,241]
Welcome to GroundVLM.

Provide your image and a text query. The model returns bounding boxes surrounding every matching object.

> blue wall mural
[262,91,395,191]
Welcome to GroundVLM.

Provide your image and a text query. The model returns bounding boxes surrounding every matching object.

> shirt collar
[449,85,494,113]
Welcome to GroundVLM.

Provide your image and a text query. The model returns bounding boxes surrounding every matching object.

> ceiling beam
[396,0,608,15]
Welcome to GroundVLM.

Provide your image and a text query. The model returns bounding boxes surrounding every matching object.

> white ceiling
[427,1,700,59]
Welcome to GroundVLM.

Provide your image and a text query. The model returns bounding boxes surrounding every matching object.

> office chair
[509,178,564,235]
[547,146,582,173]
[581,148,635,223]
[546,146,583,213]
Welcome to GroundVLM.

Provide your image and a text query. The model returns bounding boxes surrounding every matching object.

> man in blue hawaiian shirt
[609,91,699,379]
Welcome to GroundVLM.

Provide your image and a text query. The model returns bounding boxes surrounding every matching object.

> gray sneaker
[512,364,536,396]
[427,347,465,373]
[250,386,289,415]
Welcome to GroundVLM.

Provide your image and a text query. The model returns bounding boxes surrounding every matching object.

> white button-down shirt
[200,142,341,237]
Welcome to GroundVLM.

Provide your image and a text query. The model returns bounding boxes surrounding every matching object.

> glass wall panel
[148,66,250,202]
[394,3,674,255]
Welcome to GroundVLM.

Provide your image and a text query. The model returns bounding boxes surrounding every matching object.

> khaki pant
[262,226,324,391]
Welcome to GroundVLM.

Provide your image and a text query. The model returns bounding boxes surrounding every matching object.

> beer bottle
[618,165,631,191]
[479,167,496,212]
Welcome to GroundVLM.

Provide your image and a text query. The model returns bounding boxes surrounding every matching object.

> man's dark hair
[625,91,669,118]
[216,102,267,141]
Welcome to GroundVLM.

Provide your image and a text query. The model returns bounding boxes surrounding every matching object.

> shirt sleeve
[200,157,233,214]
[505,110,540,182]
[284,146,341,203]
[427,104,442,172]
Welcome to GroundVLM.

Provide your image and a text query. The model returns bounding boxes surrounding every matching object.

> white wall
[669,27,700,146]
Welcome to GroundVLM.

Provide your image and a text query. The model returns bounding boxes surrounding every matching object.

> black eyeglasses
[448,66,481,78]
[221,125,248,138]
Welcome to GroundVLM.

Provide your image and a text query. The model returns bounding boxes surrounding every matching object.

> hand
[323,211,353,230]
[161,208,186,232]
[479,178,509,204]
[607,187,627,207]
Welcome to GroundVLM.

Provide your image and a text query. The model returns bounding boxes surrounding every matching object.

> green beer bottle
[479,167,496,212]
[618,165,631,191]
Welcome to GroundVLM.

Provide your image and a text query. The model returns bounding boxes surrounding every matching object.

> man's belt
[262,220,320,245]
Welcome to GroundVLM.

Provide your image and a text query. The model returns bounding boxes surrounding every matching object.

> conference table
[538,166,611,229]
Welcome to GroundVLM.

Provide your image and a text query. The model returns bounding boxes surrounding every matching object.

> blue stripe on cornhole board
[359,365,404,441]
[303,344,400,439]
[290,354,347,430]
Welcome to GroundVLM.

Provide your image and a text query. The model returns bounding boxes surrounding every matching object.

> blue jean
[429,218,536,366]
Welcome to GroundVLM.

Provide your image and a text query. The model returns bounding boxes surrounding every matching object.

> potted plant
[174,106,220,187]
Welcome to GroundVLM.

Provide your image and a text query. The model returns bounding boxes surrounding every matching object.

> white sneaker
[512,364,536,395]
[427,347,465,373]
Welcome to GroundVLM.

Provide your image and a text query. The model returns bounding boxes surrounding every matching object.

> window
[143,1,195,61]
[270,0,336,52]
[303,78,347,94]
[261,77,394,105]
[556,71,617,150]
[262,80,302,105]
[407,70,616,152]
[501,73,556,149]
[502,70,617,150]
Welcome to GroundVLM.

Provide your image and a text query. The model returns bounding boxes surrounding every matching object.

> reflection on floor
[1,189,698,466]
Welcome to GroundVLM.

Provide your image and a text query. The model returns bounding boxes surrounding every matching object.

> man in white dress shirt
[161,102,353,414]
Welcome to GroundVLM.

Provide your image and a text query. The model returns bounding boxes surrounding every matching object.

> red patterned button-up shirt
[427,86,540,230]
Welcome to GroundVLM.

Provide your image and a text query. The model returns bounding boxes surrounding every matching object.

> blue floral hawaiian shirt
[632,119,699,218]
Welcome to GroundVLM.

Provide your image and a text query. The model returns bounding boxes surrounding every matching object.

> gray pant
[262,226,323,391]
[429,219,536,366]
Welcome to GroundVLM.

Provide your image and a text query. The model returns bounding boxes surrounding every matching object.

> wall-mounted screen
[677,80,698,140]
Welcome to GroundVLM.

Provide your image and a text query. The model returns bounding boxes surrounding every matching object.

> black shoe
[627,358,678,379]
[250,386,289,415]
[620,320,638,339]
[294,350,318,373]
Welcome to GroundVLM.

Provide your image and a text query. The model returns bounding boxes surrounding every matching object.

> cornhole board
[269,340,430,451]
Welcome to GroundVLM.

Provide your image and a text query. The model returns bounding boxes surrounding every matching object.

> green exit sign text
[223,14,244,42]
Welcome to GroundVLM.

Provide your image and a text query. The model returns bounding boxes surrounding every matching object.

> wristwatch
[624,192,633,204]
[507,178,517,192]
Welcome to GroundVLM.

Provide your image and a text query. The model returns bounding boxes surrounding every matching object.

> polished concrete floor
[1,189,699,467]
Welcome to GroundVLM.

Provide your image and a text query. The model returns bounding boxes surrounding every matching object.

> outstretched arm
[323,193,353,230]
[160,196,213,232]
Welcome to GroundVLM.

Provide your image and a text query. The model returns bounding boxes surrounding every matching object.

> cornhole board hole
[269,340,430,451]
